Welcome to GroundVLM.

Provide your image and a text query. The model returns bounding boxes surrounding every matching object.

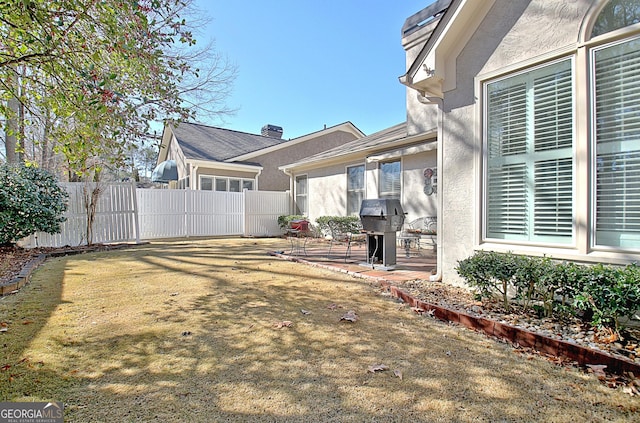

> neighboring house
[155,121,364,191]
[279,122,438,222]
[398,0,640,283]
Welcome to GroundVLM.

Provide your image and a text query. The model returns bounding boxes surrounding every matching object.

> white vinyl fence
[21,183,291,248]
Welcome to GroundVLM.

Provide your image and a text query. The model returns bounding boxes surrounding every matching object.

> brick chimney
[261,124,283,139]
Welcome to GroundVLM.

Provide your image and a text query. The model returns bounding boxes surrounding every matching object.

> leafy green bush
[0,164,68,245]
[574,263,640,331]
[455,251,519,311]
[456,250,640,332]
[315,216,361,237]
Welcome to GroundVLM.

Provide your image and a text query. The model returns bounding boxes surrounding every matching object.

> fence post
[184,189,190,238]
[130,182,141,244]
[243,189,248,237]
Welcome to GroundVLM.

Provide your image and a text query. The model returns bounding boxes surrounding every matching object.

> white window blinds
[295,175,308,215]
[486,59,574,243]
[594,36,640,248]
[379,160,401,199]
[347,165,364,216]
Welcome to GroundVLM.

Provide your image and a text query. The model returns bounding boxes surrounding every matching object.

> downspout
[255,169,262,190]
[418,92,444,282]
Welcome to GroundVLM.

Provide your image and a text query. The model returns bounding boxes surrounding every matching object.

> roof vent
[261,124,283,139]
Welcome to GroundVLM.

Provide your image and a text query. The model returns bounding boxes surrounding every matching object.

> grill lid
[359,199,404,218]
[359,199,405,232]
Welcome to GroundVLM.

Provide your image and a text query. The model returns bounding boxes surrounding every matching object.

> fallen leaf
[368,364,389,373]
[340,310,358,322]
[393,369,403,380]
[586,364,608,379]
[275,321,293,329]
[22,320,34,325]
[0,322,8,327]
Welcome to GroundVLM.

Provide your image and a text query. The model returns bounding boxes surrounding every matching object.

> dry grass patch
[1,238,638,422]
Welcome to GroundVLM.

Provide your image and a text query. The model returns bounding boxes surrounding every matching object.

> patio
[275,235,437,284]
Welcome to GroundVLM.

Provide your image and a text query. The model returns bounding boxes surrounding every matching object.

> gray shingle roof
[172,122,286,162]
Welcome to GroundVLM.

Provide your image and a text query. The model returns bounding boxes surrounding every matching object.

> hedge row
[456,251,640,332]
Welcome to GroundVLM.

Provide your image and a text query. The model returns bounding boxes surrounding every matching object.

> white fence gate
[22,183,291,248]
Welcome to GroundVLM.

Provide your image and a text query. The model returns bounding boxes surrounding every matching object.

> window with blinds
[347,165,365,215]
[295,175,308,215]
[485,59,574,243]
[379,160,401,199]
[594,36,640,248]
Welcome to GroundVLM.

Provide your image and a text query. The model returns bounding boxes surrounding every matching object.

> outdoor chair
[398,216,437,254]
[326,219,365,262]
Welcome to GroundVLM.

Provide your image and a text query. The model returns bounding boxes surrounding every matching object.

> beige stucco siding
[401,150,437,223]
[299,149,436,226]
[305,163,355,221]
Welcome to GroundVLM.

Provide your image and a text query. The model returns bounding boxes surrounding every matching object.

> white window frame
[346,164,365,216]
[199,175,255,192]
[591,34,640,250]
[295,174,308,216]
[483,58,575,245]
[378,159,401,200]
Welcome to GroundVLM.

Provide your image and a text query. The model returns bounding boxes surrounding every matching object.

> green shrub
[455,251,519,311]
[0,164,68,245]
[456,250,640,332]
[315,216,361,237]
[574,263,640,331]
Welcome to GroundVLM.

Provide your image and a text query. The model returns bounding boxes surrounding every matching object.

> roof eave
[279,129,437,173]
[401,0,496,97]
[186,158,263,172]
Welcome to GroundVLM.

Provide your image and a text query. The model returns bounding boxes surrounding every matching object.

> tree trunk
[5,70,21,164]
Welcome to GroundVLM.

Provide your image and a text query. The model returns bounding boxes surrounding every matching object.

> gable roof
[171,122,286,162]
[279,122,437,171]
[400,0,495,97]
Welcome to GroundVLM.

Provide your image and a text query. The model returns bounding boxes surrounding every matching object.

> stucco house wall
[280,123,437,229]
[401,150,437,220]
[404,0,640,285]
[436,0,593,284]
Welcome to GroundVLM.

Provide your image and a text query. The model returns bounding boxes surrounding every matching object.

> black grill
[359,199,405,269]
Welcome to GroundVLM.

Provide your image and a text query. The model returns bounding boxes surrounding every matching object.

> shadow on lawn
[0,258,69,401]
[2,239,635,421]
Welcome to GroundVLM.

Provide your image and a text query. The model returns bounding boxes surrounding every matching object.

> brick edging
[0,254,47,296]
[270,251,640,377]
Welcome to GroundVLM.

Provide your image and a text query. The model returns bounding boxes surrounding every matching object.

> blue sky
[195,1,432,139]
